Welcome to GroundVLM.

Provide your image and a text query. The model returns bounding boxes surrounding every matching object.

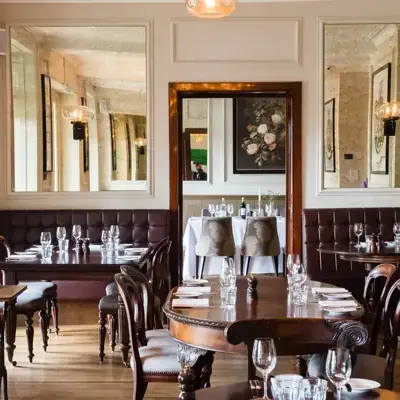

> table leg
[117,294,130,367]
[0,305,9,400]
[5,299,17,367]
[177,343,207,400]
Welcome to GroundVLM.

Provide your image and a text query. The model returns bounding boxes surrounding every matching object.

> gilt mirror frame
[169,82,302,285]
[318,17,400,197]
[1,18,154,202]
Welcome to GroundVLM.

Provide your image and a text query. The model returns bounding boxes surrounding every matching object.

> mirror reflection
[10,26,148,192]
[323,24,400,189]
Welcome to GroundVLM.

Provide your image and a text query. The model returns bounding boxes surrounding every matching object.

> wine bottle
[240,197,246,219]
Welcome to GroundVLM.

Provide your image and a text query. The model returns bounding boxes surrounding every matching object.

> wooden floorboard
[6,322,400,399]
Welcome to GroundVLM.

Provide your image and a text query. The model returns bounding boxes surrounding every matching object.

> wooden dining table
[0,249,146,366]
[163,276,367,399]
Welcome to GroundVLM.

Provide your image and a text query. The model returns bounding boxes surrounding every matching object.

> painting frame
[370,63,391,175]
[41,74,53,173]
[324,98,336,173]
[233,95,287,174]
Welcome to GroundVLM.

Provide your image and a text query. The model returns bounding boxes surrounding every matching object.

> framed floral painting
[233,96,286,174]
[324,98,336,172]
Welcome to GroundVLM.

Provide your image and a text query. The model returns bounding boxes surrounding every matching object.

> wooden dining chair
[362,263,397,355]
[308,277,400,390]
[114,272,180,400]
[240,217,280,276]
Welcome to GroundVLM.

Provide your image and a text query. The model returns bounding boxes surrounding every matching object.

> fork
[249,379,262,398]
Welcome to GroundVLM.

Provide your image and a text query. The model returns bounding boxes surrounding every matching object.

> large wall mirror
[9,25,149,192]
[323,23,400,189]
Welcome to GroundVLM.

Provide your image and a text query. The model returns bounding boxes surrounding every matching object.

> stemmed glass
[215,205,221,217]
[56,227,66,241]
[292,263,307,290]
[208,204,215,217]
[393,222,400,244]
[40,232,52,247]
[353,223,363,248]
[252,338,277,399]
[101,229,109,246]
[110,225,119,241]
[286,254,300,275]
[325,348,352,400]
[72,225,82,248]
[227,204,234,217]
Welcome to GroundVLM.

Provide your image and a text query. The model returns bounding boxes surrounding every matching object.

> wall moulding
[170,17,302,65]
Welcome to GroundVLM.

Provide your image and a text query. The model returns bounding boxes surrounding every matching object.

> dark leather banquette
[303,207,400,298]
[0,209,169,300]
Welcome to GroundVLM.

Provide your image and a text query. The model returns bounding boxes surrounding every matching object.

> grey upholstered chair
[240,217,280,276]
[201,208,211,217]
[195,217,235,279]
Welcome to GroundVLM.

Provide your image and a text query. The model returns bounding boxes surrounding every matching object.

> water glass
[110,225,120,241]
[42,244,53,260]
[215,205,221,217]
[227,204,234,217]
[40,232,52,247]
[208,204,215,217]
[246,204,251,218]
[252,338,277,399]
[101,229,109,246]
[271,374,303,400]
[220,287,237,307]
[56,226,66,241]
[287,273,294,292]
[353,223,363,248]
[393,222,400,244]
[300,378,327,400]
[292,263,307,289]
[72,225,82,247]
[58,239,69,252]
[325,348,352,400]
[292,285,308,305]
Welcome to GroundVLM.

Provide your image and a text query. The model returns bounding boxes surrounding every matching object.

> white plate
[182,279,208,286]
[174,293,203,298]
[15,251,37,255]
[119,244,133,248]
[347,378,380,393]
[322,293,353,300]
[323,307,358,314]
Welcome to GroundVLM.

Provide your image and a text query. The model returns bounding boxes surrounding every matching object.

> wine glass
[101,229,109,246]
[227,204,234,217]
[325,348,352,400]
[40,232,52,247]
[110,225,120,240]
[72,225,82,248]
[56,226,66,241]
[393,222,400,244]
[292,263,307,290]
[252,338,277,399]
[208,204,215,217]
[353,223,363,248]
[215,205,221,217]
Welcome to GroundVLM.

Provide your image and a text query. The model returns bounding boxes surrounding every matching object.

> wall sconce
[134,137,147,155]
[377,100,400,136]
[185,0,237,18]
[62,105,94,140]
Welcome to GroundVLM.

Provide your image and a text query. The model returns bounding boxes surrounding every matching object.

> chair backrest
[196,217,235,257]
[114,272,145,385]
[363,263,397,354]
[201,208,211,217]
[241,217,280,257]
[0,236,11,261]
[121,265,154,331]
[224,318,368,380]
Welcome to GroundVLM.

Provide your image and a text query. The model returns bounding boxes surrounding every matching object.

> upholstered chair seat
[195,217,235,279]
[11,291,46,313]
[105,282,118,296]
[98,294,119,314]
[240,217,280,276]
[132,345,181,375]
[201,208,211,217]
[21,281,57,296]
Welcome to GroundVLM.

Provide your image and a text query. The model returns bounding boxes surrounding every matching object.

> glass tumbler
[300,378,327,400]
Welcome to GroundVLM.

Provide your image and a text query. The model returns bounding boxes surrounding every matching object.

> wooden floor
[7,305,400,399]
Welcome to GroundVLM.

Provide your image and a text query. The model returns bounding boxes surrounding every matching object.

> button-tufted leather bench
[303,208,400,299]
[0,209,170,300]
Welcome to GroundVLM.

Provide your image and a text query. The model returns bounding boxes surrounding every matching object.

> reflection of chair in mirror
[195,217,235,279]
[201,208,211,217]
[240,217,280,276]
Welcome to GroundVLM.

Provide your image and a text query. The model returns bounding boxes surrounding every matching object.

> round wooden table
[163,276,366,399]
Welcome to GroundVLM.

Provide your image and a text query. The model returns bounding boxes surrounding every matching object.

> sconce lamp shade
[186,0,237,18]
[134,137,147,147]
[62,105,94,123]
[377,100,400,136]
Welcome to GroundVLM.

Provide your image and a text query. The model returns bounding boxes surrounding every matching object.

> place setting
[310,287,360,315]
[172,278,212,308]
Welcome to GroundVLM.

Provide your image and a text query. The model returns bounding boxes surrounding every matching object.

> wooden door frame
[169,82,302,286]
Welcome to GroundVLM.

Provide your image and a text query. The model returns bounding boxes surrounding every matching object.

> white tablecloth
[182,217,286,278]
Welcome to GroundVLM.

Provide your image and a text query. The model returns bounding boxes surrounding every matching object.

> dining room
[0,0,399,400]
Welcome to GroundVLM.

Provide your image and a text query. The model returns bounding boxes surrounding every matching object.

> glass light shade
[186,0,237,18]
[134,137,147,147]
[62,105,94,123]
[377,100,400,120]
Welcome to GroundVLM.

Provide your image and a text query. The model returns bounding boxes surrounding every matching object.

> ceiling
[27,26,146,92]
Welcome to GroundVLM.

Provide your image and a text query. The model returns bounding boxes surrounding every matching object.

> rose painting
[233,97,286,174]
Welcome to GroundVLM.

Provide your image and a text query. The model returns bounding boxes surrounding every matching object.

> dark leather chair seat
[98,294,118,314]
[105,282,117,296]
[0,291,47,314]
[21,281,57,296]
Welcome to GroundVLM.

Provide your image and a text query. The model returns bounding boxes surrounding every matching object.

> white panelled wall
[1,1,400,209]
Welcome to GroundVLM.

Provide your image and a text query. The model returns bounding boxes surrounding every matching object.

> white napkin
[319,300,358,308]
[27,247,41,252]
[125,248,147,254]
[90,244,103,250]
[172,298,209,308]
[312,288,349,294]
[177,286,212,294]
[117,255,141,260]
[7,254,37,260]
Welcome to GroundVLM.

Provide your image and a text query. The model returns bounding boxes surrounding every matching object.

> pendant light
[186,0,237,19]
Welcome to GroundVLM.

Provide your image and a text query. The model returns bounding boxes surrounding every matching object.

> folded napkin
[117,255,141,260]
[312,287,349,294]
[172,298,209,308]
[7,254,37,260]
[319,300,358,308]
[90,244,103,250]
[176,286,212,294]
[125,248,147,254]
[27,247,41,252]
